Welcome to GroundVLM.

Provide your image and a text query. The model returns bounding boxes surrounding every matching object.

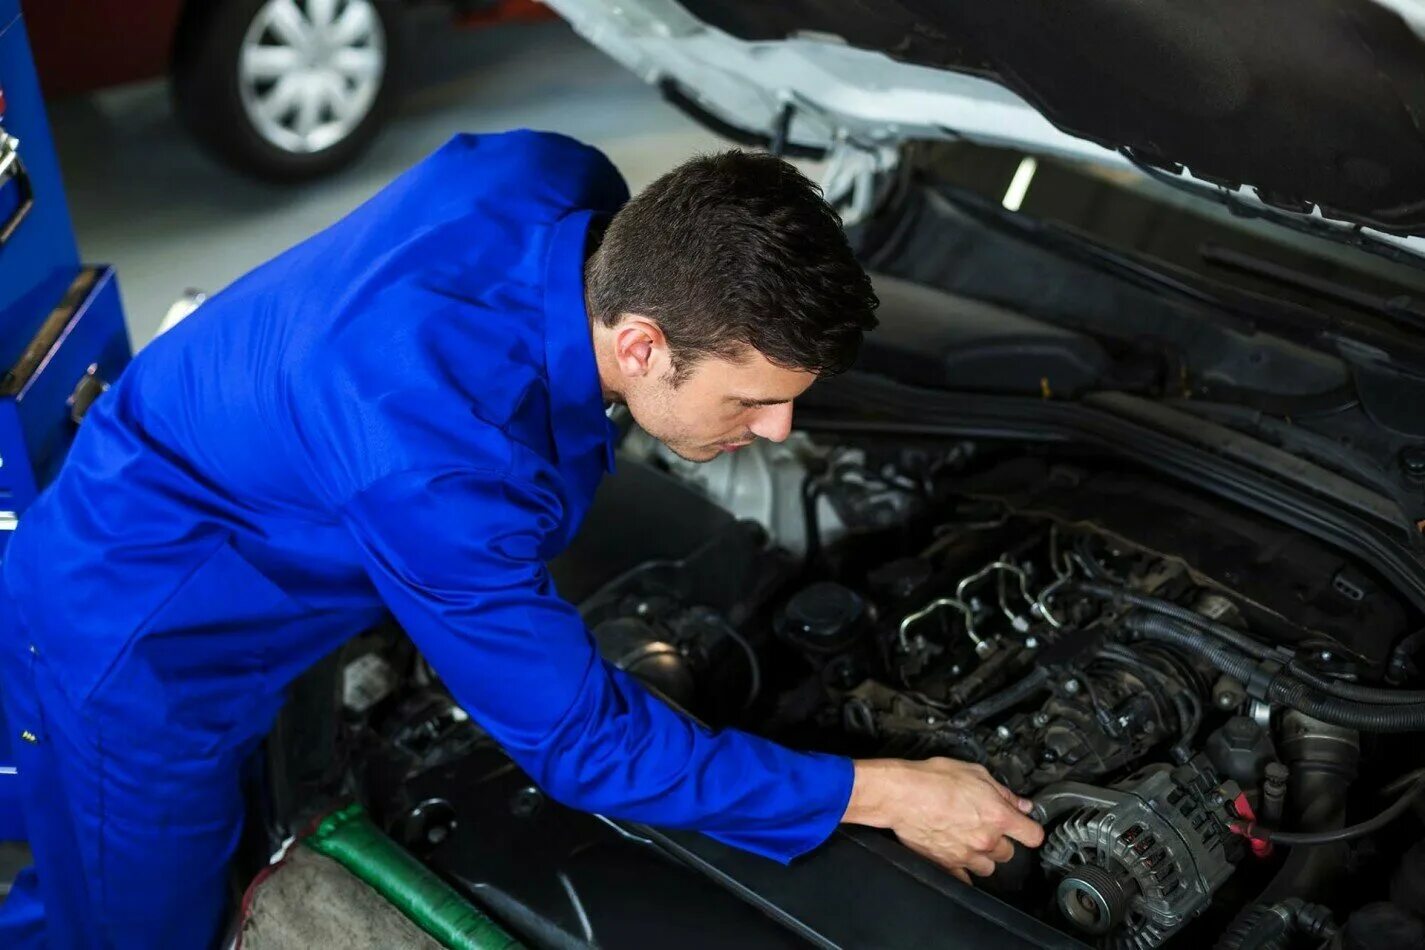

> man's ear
[612,315,668,380]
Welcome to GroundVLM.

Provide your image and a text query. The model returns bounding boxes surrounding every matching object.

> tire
[173,0,403,182]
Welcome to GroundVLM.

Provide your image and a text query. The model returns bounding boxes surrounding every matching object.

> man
[0,130,1043,947]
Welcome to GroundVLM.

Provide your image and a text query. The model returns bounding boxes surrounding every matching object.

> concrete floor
[46,13,733,346]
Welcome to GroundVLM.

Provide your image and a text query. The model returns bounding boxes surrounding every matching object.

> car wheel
[173,0,403,182]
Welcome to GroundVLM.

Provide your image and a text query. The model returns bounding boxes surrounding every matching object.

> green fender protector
[304,803,525,950]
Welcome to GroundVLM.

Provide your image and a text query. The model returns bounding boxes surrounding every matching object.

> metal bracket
[0,131,34,246]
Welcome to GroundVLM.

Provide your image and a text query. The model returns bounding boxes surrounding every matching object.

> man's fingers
[999,805,1047,848]
[966,855,997,877]
[992,782,1035,814]
[987,837,1015,864]
[949,867,972,886]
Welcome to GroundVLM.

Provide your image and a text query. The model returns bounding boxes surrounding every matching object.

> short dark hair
[585,150,878,381]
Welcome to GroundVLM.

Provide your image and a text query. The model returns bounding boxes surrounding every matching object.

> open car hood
[547,0,1425,243]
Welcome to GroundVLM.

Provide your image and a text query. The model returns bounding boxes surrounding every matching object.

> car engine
[556,432,1425,949]
[274,432,1425,950]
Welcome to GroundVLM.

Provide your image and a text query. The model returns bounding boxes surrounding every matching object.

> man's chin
[661,442,723,464]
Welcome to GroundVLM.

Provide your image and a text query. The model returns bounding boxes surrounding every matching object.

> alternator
[1034,757,1244,949]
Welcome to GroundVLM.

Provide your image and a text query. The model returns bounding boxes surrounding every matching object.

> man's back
[4,129,629,711]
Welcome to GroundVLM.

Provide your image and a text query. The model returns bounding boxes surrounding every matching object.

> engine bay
[273,430,1425,950]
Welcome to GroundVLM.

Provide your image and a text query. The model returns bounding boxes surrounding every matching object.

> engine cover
[1035,757,1244,949]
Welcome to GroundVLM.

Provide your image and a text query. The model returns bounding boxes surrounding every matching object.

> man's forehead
[724,362,816,403]
[686,345,814,398]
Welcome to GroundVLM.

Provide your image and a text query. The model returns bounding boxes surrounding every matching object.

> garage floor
[45,13,731,347]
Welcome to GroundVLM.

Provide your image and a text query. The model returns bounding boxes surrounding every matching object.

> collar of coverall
[543,208,618,475]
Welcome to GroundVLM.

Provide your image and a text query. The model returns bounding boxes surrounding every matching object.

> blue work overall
[0,131,853,948]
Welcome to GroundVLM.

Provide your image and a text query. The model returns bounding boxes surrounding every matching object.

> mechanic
[0,130,1044,947]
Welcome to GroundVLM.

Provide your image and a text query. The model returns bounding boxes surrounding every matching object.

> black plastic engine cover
[859,274,1112,398]
[394,744,806,949]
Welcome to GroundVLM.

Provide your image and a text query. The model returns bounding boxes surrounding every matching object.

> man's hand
[842,757,1045,885]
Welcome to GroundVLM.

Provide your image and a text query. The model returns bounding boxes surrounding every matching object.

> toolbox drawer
[0,0,83,376]
[0,266,130,549]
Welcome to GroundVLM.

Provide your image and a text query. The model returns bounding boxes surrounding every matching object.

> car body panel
[546,0,1425,257]
[21,0,184,95]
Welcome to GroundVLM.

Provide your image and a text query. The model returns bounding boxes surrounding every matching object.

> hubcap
[238,0,386,155]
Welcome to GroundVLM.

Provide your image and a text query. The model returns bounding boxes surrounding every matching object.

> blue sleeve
[341,465,855,863]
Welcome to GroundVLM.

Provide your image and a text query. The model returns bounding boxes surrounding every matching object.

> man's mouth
[718,441,753,453]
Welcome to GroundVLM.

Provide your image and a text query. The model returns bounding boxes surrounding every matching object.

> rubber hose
[1124,613,1258,682]
[1214,900,1337,950]
[1388,628,1425,684]
[1126,615,1425,733]
[1088,582,1425,704]
[951,667,1051,728]
[1079,581,1273,659]
[1269,676,1425,733]
[1244,779,1425,846]
[1286,661,1425,705]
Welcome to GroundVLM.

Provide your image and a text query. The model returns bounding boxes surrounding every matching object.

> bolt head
[1025,637,1039,649]
[1063,679,1081,694]
[1400,445,1425,479]
[1217,693,1236,709]
[995,725,1013,740]
[510,786,544,817]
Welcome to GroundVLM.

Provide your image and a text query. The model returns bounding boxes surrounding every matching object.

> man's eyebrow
[732,395,793,407]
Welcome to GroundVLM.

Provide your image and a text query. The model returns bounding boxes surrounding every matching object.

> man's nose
[749,403,793,443]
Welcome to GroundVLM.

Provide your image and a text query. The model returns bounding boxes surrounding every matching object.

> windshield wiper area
[1200,243,1425,335]
[932,184,1425,372]
[1117,148,1425,272]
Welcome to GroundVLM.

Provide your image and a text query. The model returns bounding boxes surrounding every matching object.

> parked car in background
[20,0,550,180]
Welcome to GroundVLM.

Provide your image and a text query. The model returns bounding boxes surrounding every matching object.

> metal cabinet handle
[0,131,34,246]
[68,363,109,424]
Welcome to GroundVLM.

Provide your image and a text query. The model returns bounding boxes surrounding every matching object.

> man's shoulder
[416,130,630,220]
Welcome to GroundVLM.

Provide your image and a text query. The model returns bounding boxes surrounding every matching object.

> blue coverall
[0,130,854,948]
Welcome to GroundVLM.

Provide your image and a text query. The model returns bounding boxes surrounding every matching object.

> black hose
[1087,582,1425,704]
[1240,778,1425,846]
[1286,660,1425,705]
[1125,613,1258,680]
[1214,900,1337,950]
[1078,581,1273,659]
[1095,643,1201,756]
[1388,628,1425,684]
[1173,687,1203,760]
[950,667,1051,728]
[1126,614,1425,733]
[1269,675,1425,733]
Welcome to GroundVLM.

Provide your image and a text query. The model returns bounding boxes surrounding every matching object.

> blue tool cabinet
[0,0,133,841]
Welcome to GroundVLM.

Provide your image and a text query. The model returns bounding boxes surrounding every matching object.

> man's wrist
[842,759,894,828]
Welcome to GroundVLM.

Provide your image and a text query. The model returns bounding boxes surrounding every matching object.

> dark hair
[585,149,878,381]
